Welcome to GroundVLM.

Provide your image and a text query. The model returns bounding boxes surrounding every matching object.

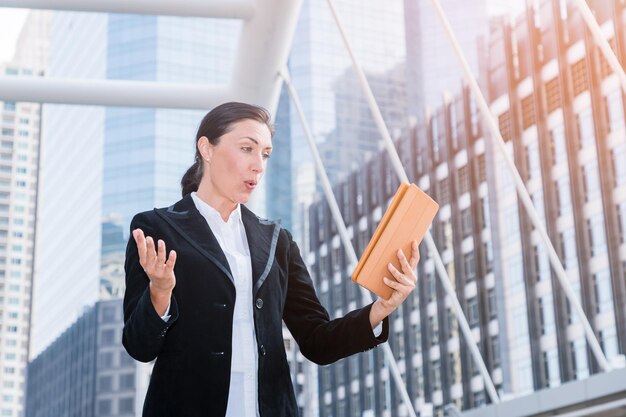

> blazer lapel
[154,194,234,286]
[241,205,281,295]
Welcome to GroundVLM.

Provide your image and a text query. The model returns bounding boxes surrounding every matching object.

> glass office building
[307,0,626,415]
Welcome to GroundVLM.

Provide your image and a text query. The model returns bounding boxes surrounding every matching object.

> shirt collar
[191,192,242,226]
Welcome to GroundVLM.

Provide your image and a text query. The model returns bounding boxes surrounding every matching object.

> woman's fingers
[156,239,166,266]
[397,249,416,283]
[165,250,177,271]
[409,240,420,270]
[387,262,415,286]
[383,277,403,291]
[133,229,147,266]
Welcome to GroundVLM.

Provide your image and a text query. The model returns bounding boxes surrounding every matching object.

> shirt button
[255,298,264,309]
[259,345,266,356]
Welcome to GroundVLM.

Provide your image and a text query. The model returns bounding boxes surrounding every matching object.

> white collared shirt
[190,192,259,417]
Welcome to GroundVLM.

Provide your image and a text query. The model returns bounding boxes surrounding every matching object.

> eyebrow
[239,136,272,150]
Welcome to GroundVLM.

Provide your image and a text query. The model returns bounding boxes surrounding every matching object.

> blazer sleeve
[282,230,388,365]
[122,212,179,363]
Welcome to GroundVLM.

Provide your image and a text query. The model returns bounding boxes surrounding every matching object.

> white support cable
[278,68,419,417]
[325,0,501,404]
[0,0,255,19]
[572,0,626,94]
[426,0,613,371]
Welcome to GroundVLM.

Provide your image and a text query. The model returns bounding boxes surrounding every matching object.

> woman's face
[200,118,273,205]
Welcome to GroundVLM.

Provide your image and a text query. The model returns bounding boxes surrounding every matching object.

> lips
[244,180,257,190]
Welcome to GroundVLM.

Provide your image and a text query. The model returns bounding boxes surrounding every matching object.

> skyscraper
[307,1,626,416]
[404,0,488,116]
[268,0,408,243]
[31,11,241,356]
[0,11,50,417]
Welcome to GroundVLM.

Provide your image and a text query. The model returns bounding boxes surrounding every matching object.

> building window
[612,143,626,187]
[577,107,595,150]
[438,177,450,207]
[101,306,117,322]
[571,58,588,97]
[521,95,536,130]
[556,176,572,216]
[477,154,487,183]
[601,326,619,360]
[119,397,134,414]
[567,280,582,325]
[97,399,112,416]
[98,375,113,393]
[481,198,491,230]
[427,273,437,303]
[461,208,472,238]
[487,288,497,318]
[473,391,486,407]
[100,329,115,346]
[499,111,513,141]
[467,296,479,327]
[99,352,114,369]
[582,160,601,203]
[543,348,561,387]
[503,205,520,243]
[511,305,529,345]
[464,252,476,282]
[526,137,541,179]
[539,296,555,335]
[484,241,494,272]
[119,373,135,390]
[593,270,613,314]
[587,214,607,257]
[532,190,546,226]
[545,77,561,113]
[516,359,533,394]
[560,229,577,270]
[431,359,442,390]
[457,165,469,195]
[605,89,625,134]
[618,202,626,243]
[571,339,589,379]
[429,315,439,346]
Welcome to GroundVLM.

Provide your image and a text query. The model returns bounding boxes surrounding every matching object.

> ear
[197,136,213,162]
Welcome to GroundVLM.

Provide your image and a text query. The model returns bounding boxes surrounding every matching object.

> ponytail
[180,157,203,197]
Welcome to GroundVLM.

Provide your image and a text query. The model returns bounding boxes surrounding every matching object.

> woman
[122,102,420,417]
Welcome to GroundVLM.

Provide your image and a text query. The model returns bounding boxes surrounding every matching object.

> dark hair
[181,102,274,197]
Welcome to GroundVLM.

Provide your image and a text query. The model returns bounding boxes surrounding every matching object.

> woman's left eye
[263,153,271,160]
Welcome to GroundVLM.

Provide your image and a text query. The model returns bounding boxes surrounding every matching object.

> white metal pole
[279,68,419,417]
[325,0,501,403]
[0,77,230,110]
[0,0,255,19]
[427,0,613,371]
[572,0,626,94]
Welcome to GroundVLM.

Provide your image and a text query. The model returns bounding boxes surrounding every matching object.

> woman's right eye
[241,147,252,152]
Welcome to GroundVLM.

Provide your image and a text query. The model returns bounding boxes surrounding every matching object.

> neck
[195,181,237,222]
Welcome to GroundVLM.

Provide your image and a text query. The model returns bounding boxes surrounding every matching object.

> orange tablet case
[352,182,439,299]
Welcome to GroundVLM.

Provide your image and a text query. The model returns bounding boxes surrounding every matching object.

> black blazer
[122,194,389,417]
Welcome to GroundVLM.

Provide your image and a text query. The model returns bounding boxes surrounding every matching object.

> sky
[0,8,28,63]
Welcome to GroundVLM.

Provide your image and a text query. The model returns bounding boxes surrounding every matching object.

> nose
[251,152,265,174]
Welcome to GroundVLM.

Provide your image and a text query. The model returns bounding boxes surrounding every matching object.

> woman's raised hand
[369,240,420,328]
[133,228,177,315]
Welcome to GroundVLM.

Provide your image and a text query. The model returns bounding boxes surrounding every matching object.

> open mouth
[244,180,257,190]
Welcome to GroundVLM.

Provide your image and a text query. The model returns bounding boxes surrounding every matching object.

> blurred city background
[1,0,626,416]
